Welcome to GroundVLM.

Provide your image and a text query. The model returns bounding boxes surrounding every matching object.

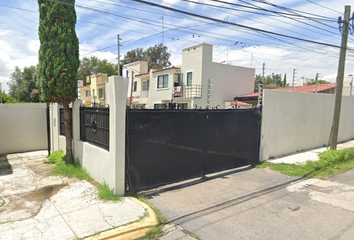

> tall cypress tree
[38,0,80,164]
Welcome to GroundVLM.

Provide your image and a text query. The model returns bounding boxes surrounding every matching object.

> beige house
[124,43,255,109]
[79,74,108,107]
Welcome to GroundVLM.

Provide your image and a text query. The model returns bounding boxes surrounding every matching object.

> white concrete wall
[148,68,179,107]
[260,90,354,160]
[50,76,128,196]
[124,61,148,98]
[0,104,48,155]
[197,62,255,108]
[181,42,255,109]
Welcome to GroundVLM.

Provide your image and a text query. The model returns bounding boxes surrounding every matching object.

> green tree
[8,66,41,102]
[307,79,330,85]
[254,73,288,91]
[1,90,19,103]
[121,44,171,70]
[38,0,80,164]
[283,74,287,86]
[77,56,118,81]
[145,44,171,70]
[121,47,145,65]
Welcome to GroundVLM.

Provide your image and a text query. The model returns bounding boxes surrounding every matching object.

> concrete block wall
[260,90,354,160]
[0,104,48,155]
[50,76,128,195]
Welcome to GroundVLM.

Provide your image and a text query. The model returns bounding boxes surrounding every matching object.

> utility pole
[130,71,134,108]
[0,82,2,104]
[330,5,352,150]
[161,12,165,45]
[315,73,319,93]
[262,63,265,85]
[257,63,265,110]
[117,34,122,76]
[292,69,296,91]
[350,76,353,96]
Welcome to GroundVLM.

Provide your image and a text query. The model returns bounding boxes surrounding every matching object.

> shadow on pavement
[143,166,253,198]
[0,155,13,176]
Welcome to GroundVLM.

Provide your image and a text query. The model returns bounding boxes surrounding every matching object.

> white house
[124,43,255,109]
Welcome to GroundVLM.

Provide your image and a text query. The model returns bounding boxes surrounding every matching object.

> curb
[84,197,158,240]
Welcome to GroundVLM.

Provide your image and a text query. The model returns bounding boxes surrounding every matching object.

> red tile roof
[275,83,336,93]
[135,72,150,77]
[227,100,251,106]
[236,83,336,98]
[152,66,180,73]
[237,92,258,98]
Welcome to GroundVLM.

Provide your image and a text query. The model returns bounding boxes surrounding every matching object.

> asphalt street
[145,166,354,240]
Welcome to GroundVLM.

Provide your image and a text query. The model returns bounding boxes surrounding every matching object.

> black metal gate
[126,109,261,192]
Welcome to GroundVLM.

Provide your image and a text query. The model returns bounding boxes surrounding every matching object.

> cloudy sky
[1,0,354,92]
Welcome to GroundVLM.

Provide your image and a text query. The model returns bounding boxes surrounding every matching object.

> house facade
[124,43,255,109]
[79,73,108,107]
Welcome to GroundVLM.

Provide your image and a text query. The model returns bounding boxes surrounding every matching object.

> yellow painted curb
[85,197,158,240]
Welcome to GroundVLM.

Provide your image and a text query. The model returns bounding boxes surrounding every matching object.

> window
[176,74,183,86]
[142,80,149,91]
[178,103,188,109]
[133,81,137,92]
[187,72,193,86]
[86,90,91,97]
[99,89,104,99]
[157,74,169,88]
[154,103,167,109]
[92,89,95,97]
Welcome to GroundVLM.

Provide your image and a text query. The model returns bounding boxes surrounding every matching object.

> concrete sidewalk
[0,151,155,240]
[269,139,354,165]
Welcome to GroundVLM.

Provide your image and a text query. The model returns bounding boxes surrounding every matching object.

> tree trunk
[63,103,73,164]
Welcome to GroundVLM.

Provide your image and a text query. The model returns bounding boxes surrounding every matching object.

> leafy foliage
[121,48,145,66]
[306,80,330,85]
[254,73,288,90]
[38,0,80,104]
[38,0,80,163]
[44,149,66,164]
[8,66,41,102]
[122,44,171,70]
[1,91,20,103]
[78,56,118,81]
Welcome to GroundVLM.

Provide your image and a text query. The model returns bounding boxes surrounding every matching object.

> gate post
[109,76,129,196]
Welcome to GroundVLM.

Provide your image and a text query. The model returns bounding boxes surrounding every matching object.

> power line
[129,0,352,51]
[304,0,342,14]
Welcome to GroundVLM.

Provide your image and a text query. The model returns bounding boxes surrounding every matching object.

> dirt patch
[27,163,55,177]
[0,184,67,224]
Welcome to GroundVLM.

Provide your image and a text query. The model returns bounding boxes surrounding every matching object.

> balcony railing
[173,85,202,99]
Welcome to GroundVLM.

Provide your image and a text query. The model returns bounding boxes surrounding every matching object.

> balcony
[173,85,202,99]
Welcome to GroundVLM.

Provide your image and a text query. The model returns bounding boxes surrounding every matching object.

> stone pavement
[0,151,151,240]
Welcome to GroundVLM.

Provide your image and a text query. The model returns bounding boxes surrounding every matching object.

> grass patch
[271,148,354,178]
[52,161,93,182]
[133,194,167,240]
[200,176,210,181]
[251,161,270,168]
[98,183,121,201]
[44,150,66,164]
[46,150,120,201]
[0,197,5,208]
